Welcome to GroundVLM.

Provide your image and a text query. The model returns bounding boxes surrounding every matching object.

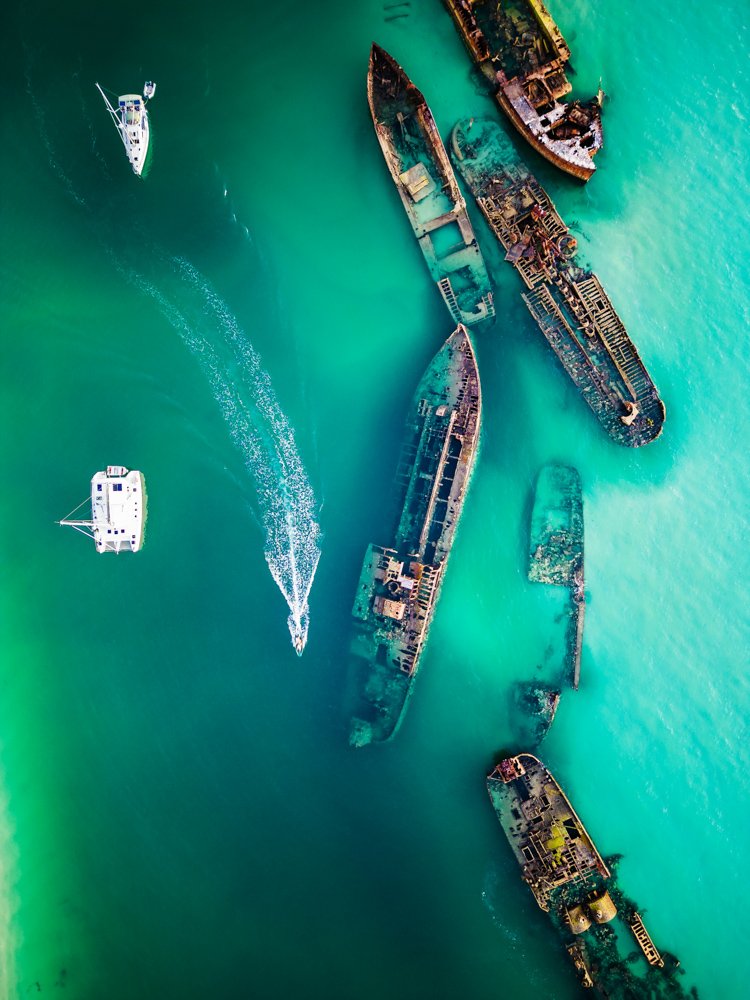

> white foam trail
[23,55,320,649]
[0,761,18,1000]
[125,260,321,653]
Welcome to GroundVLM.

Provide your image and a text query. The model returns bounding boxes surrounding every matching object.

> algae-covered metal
[451,118,665,447]
[511,681,560,747]
[443,0,603,180]
[528,464,584,689]
[487,754,610,912]
[347,326,481,746]
[487,754,688,996]
[368,44,494,326]
[529,465,583,586]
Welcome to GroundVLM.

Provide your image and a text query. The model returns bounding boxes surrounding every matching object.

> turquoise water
[1,0,749,996]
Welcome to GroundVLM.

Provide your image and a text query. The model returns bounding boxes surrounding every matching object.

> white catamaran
[59,466,147,553]
[95,81,156,175]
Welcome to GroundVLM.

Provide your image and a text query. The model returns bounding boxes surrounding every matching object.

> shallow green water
[1,0,749,996]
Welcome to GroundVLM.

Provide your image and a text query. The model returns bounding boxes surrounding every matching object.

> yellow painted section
[527,0,571,62]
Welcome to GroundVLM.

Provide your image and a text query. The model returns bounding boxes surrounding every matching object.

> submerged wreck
[529,464,584,690]
[348,326,481,746]
[368,44,495,326]
[512,465,581,746]
[488,754,691,997]
[511,681,560,747]
[443,0,603,180]
[451,118,665,446]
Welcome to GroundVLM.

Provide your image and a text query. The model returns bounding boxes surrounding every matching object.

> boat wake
[23,55,320,651]
[0,769,18,1000]
[126,258,321,653]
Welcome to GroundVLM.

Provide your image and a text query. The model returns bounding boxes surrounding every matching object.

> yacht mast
[95,83,128,153]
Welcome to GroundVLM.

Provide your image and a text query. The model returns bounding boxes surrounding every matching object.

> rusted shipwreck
[488,754,688,996]
[511,681,560,747]
[443,0,604,180]
[368,43,494,326]
[347,326,481,746]
[451,117,665,446]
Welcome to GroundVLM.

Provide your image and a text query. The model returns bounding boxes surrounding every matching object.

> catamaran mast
[58,518,96,541]
[58,493,96,537]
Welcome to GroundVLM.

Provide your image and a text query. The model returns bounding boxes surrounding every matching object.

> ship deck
[452,118,665,446]
[487,754,609,911]
[368,44,494,325]
[443,0,603,180]
[118,96,148,172]
[92,469,146,553]
[58,469,147,554]
[488,755,679,993]
[347,327,481,745]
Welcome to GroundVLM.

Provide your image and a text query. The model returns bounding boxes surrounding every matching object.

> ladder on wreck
[522,285,622,412]
[437,277,461,322]
[629,913,665,968]
[568,275,655,405]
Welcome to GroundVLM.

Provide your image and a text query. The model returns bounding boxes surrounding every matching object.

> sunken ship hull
[512,467,582,746]
[348,326,481,746]
[510,681,560,748]
[451,118,665,446]
[368,44,494,326]
[487,754,611,913]
[488,754,682,994]
[528,465,583,587]
[443,0,603,181]
[529,464,584,689]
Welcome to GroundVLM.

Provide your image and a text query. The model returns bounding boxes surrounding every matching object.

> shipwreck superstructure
[443,0,603,180]
[368,44,494,326]
[488,754,610,913]
[348,326,481,746]
[451,118,665,446]
[488,754,687,996]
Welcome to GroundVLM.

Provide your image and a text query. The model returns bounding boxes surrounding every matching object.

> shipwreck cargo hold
[348,325,481,745]
[368,44,494,326]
